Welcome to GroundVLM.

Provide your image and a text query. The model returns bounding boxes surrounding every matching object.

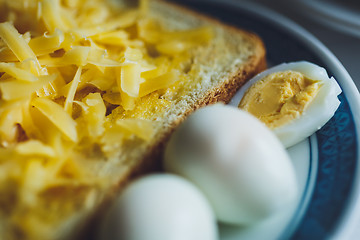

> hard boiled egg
[99,174,218,240]
[230,61,342,148]
[164,104,298,225]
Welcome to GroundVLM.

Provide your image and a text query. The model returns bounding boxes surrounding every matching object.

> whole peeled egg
[164,104,298,225]
[99,174,218,240]
[230,61,342,148]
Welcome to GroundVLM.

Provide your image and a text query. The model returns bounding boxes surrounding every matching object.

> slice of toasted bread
[127,0,266,180]
[0,0,266,239]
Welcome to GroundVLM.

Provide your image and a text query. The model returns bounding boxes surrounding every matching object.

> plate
[176,0,360,239]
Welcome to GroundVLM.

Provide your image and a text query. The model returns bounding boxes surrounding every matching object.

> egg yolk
[239,70,321,129]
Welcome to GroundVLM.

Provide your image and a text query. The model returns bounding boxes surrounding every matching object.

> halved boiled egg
[230,61,342,148]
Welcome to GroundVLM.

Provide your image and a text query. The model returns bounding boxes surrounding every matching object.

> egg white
[230,61,342,148]
[164,104,298,225]
[98,174,218,240]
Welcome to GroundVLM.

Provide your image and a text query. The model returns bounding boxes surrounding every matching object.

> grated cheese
[40,0,71,33]
[29,29,65,56]
[31,97,78,142]
[15,140,56,157]
[0,0,214,238]
[0,74,56,100]
[64,66,82,115]
[0,22,42,74]
[0,22,38,62]
[0,62,38,82]
[120,63,143,97]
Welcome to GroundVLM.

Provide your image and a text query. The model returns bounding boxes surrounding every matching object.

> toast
[0,0,266,239]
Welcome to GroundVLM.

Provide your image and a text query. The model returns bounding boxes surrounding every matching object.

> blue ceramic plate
[178,1,360,239]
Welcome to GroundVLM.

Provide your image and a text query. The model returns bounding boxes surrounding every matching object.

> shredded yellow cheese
[82,92,106,138]
[40,0,71,32]
[0,62,38,82]
[29,29,65,56]
[64,66,82,114]
[31,97,78,142]
[0,22,38,62]
[0,22,42,74]
[15,140,56,157]
[0,0,214,238]
[120,63,143,97]
[0,74,56,100]
[116,118,155,141]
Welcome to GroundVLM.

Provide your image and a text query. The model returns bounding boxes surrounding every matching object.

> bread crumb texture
[0,0,265,239]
